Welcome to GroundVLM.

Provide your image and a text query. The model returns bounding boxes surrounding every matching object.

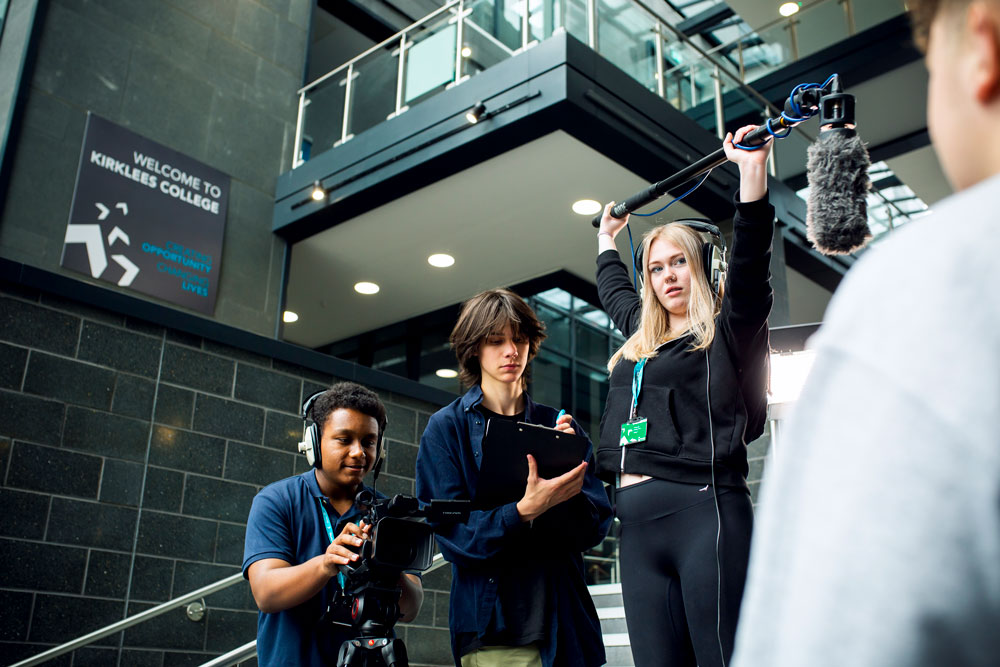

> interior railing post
[394,32,407,117]
[340,62,354,145]
[841,0,856,36]
[654,22,665,99]
[587,0,596,49]
[454,0,465,84]
[522,0,530,50]
[785,17,799,62]
[292,91,305,168]
[713,65,724,140]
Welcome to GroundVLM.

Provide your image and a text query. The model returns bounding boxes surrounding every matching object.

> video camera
[325,490,469,667]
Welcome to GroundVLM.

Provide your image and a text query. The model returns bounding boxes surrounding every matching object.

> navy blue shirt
[415,386,613,667]
[243,472,375,667]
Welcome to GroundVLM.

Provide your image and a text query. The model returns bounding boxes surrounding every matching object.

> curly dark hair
[306,382,387,439]
[449,288,547,389]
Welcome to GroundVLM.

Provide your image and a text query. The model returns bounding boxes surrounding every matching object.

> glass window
[575,321,610,368]
[535,302,570,354]
[574,365,609,445]
[530,351,572,412]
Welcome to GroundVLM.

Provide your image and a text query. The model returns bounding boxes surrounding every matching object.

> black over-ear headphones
[633,218,728,296]
[297,390,386,473]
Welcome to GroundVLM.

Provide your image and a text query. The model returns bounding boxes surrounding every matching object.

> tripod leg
[338,639,365,667]
[381,638,408,667]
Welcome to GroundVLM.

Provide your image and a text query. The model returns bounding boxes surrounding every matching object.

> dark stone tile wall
[0,285,454,667]
[0,0,310,337]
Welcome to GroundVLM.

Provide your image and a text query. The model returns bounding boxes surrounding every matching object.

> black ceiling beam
[677,3,735,37]
[320,0,397,44]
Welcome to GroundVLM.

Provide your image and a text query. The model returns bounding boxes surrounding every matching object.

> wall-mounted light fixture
[465,102,487,124]
[311,180,326,201]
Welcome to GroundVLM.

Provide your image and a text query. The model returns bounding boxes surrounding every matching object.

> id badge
[620,418,647,446]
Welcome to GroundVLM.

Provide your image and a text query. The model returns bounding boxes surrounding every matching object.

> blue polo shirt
[243,471,376,667]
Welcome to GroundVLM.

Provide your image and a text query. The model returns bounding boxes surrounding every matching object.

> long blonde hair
[607,223,722,373]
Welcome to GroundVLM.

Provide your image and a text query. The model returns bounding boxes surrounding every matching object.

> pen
[555,409,565,426]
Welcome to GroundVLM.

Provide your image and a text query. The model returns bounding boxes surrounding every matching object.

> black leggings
[616,478,753,667]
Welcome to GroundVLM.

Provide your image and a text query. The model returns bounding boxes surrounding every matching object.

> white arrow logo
[96,203,110,220]
[108,226,130,246]
[111,255,139,286]
[116,202,128,215]
[64,224,107,278]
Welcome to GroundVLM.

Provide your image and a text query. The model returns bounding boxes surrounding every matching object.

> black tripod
[333,585,409,667]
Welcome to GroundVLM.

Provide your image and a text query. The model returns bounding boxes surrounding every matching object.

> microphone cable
[734,74,837,152]
[623,169,715,291]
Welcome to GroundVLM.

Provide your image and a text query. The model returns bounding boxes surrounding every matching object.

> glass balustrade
[294,0,906,168]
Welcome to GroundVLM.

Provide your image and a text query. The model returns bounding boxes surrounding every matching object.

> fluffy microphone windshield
[805,129,872,255]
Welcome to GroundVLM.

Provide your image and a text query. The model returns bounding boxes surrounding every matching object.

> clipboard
[473,418,591,509]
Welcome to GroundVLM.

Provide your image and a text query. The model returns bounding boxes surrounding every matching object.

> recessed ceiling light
[428,253,455,268]
[779,2,800,17]
[572,199,602,215]
[282,311,299,323]
[354,281,380,295]
[436,368,458,378]
[461,46,472,58]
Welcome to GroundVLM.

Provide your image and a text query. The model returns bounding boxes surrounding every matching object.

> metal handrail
[11,573,246,667]
[12,552,454,667]
[297,0,460,95]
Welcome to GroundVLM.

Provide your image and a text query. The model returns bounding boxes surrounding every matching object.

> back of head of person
[608,223,720,372]
[913,0,1000,189]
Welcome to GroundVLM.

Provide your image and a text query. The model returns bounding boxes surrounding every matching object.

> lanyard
[319,498,350,590]
[630,357,647,420]
[318,498,336,543]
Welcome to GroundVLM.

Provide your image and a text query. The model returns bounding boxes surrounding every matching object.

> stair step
[602,632,631,647]
[600,617,628,634]
[596,606,625,620]
[604,645,636,666]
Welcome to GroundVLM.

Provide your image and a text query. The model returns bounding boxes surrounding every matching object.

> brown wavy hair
[449,289,547,389]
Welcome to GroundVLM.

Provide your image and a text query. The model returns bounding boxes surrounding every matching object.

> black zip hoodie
[595,194,774,489]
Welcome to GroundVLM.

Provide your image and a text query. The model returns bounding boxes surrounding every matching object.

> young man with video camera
[415,288,613,667]
[243,382,422,666]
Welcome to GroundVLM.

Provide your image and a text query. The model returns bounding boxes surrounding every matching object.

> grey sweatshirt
[732,173,1000,666]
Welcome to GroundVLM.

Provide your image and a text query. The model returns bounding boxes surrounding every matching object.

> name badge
[620,418,647,446]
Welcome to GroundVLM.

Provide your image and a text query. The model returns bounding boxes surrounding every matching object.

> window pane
[575,366,609,444]
[536,302,570,354]
[576,321,610,368]
[531,351,571,412]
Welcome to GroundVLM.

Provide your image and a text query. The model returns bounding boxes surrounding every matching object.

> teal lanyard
[318,498,348,590]
[318,498,336,543]
[630,357,647,420]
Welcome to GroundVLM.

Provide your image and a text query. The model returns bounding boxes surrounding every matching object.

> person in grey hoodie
[731,2,1000,665]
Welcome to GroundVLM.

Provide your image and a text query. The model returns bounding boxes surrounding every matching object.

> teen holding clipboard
[415,288,612,667]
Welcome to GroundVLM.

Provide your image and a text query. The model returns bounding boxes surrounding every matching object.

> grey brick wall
[0,281,455,667]
[0,0,311,337]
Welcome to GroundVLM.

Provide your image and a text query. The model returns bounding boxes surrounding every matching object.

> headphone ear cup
[308,423,321,468]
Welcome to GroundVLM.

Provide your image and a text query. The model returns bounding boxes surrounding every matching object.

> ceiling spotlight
[282,311,299,323]
[779,2,800,17]
[311,180,325,201]
[354,281,380,295]
[436,368,458,379]
[428,253,455,268]
[461,45,472,58]
[465,102,486,124]
[572,199,602,215]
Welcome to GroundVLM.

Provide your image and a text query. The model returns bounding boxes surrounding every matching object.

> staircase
[590,583,634,666]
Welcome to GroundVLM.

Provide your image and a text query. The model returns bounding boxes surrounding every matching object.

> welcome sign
[61,113,230,314]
